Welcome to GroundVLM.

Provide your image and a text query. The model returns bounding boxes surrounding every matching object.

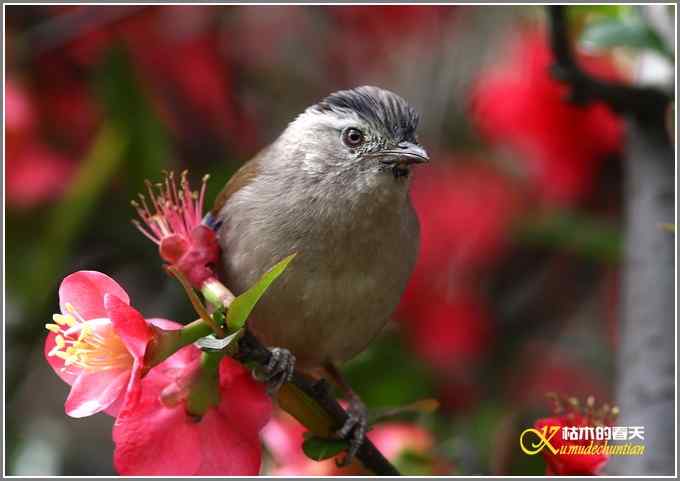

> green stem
[145,319,213,368]
[186,350,223,417]
[201,277,235,309]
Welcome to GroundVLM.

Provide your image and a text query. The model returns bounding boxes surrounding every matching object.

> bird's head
[282,86,428,180]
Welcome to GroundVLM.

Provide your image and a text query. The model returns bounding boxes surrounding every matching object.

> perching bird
[211,86,428,460]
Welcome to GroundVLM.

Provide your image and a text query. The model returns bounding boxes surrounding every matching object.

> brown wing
[211,147,267,217]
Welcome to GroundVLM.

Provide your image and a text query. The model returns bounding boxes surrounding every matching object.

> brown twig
[546,5,671,134]
[236,330,401,476]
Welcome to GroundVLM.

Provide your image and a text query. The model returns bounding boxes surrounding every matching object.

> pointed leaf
[226,254,296,331]
[302,436,349,461]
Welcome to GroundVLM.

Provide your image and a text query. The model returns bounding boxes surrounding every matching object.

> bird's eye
[342,128,365,148]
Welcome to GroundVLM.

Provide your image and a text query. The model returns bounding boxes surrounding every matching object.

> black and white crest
[311,86,420,142]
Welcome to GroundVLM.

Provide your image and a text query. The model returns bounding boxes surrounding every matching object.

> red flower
[472,30,624,204]
[534,400,613,476]
[330,6,452,41]
[262,409,439,475]
[44,271,168,418]
[327,6,456,77]
[133,171,220,288]
[38,87,100,154]
[402,288,493,371]
[408,162,521,282]
[54,6,250,148]
[395,162,516,371]
[113,354,272,475]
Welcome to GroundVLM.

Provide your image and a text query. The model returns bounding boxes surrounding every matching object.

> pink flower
[5,77,75,209]
[113,355,272,475]
[133,171,220,288]
[6,142,75,209]
[263,410,444,475]
[44,271,166,417]
[472,30,624,204]
[5,78,36,139]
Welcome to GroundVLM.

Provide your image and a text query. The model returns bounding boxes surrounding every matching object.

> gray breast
[217,171,419,367]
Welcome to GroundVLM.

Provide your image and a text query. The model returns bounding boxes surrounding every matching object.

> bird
[210,85,428,461]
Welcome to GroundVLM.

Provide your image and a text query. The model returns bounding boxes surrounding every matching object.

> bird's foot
[336,397,368,467]
[254,347,296,395]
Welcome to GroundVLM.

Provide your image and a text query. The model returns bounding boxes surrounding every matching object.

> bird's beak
[379,142,430,166]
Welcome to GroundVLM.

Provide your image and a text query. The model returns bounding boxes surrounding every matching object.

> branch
[547,4,675,475]
[235,330,401,476]
[546,5,671,133]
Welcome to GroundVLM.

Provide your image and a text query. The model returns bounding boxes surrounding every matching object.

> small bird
[211,86,428,460]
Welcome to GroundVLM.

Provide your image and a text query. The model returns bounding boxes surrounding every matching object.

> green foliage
[580,17,673,60]
[343,334,435,409]
[226,254,297,331]
[393,450,436,476]
[95,45,173,189]
[516,212,622,264]
[18,126,128,310]
[301,435,349,461]
[569,5,632,21]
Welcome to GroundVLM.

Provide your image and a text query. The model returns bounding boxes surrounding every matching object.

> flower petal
[59,271,130,320]
[104,294,153,361]
[44,331,81,385]
[217,357,272,434]
[195,409,262,475]
[148,318,183,331]
[65,368,129,418]
[113,392,201,474]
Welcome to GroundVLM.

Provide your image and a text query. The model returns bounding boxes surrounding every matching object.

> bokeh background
[4,4,675,476]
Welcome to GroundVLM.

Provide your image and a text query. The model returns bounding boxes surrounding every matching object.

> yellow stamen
[78,325,92,342]
[54,351,71,361]
[46,307,133,373]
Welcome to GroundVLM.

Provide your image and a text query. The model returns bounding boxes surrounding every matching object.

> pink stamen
[132,171,211,247]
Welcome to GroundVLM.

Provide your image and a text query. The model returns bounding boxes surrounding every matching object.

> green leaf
[515,212,622,265]
[302,436,349,461]
[580,18,672,59]
[226,253,296,331]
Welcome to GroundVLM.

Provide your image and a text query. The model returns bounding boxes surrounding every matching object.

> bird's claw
[254,347,295,395]
[335,398,368,467]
